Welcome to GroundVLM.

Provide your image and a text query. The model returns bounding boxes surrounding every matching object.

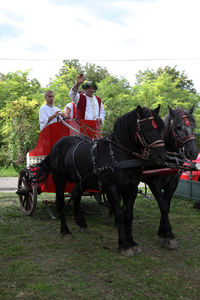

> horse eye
[176,125,182,131]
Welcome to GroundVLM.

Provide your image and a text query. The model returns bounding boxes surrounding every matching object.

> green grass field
[0,192,200,300]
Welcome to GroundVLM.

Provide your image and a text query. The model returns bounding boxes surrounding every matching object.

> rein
[107,112,165,160]
[60,112,165,161]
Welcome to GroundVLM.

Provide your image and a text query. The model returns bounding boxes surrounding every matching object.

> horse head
[135,105,166,166]
[167,105,198,160]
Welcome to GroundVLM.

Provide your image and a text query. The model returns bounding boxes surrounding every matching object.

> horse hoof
[161,238,179,249]
[79,227,89,233]
[120,248,134,257]
[132,245,142,254]
[62,233,72,240]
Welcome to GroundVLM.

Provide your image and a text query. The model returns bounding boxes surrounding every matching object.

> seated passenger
[64,102,76,119]
[69,74,105,125]
[39,90,66,131]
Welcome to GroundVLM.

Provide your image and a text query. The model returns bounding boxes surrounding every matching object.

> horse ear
[136,105,142,115]
[168,105,175,118]
[189,105,195,114]
[153,104,161,115]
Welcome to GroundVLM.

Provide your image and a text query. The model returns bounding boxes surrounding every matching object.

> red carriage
[179,153,200,182]
[17,119,101,215]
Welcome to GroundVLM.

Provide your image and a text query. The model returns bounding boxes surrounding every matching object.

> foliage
[59,59,109,83]
[83,62,109,83]
[0,71,42,109]
[136,66,197,93]
[97,75,133,132]
[0,71,43,165]
[0,96,40,165]
[59,58,83,76]
[133,67,200,127]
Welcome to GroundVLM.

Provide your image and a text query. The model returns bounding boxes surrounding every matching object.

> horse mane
[113,106,165,150]
[113,109,138,149]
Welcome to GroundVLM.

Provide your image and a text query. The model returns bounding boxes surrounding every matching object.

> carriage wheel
[17,168,37,216]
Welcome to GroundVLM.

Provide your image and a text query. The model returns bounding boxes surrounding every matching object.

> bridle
[134,110,165,160]
[111,110,165,160]
[170,109,195,149]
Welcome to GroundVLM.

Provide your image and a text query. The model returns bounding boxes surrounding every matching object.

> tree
[0,70,43,165]
[0,96,40,165]
[0,71,42,109]
[59,59,83,76]
[136,66,197,93]
[97,76,134,132]
[59,59,109,83]
[133,67,200,127]
[83,63,109,83]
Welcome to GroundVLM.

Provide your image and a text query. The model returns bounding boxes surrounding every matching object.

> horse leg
[106,186,134,257]
[147,179,178,249]
[161,177,180,249]
[122,189,142,255]
[71,183,88,231]
[53,176,71,236]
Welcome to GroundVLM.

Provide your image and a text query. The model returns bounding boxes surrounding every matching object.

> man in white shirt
[69,74,105,124]
[39,90,66,131]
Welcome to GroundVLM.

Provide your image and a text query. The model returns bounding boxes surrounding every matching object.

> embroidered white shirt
[69,88,105,123]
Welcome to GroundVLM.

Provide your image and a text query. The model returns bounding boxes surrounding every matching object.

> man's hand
[96,117,102,125]
[54,111,67,120]
[60,112,66,119]
[72,73,84,94]
[77,73,84,85]
[48,110,62,123]
[53,111,61,118]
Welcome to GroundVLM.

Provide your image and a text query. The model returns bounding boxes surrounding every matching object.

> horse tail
[32,155,51,183]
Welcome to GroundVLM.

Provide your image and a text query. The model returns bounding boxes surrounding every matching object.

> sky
[1,0,200,91]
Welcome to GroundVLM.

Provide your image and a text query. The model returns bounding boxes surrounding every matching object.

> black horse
[34,105,166,256]
[144,106,198,249]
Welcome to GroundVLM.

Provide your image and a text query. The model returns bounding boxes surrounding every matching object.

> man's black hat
[82,81,97,90]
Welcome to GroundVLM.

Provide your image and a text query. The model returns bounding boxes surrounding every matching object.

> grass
[0,166,20,177]
[0,191,200,299]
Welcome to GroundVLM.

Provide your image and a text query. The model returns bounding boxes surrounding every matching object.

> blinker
[152,119,158,129]
[184,118,190,127]
[180,109,190,127]
[150,111,158,129]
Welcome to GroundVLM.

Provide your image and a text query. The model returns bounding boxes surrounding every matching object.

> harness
[72,137,118,192]
[72,110,165,191]
[169,109,195,155]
